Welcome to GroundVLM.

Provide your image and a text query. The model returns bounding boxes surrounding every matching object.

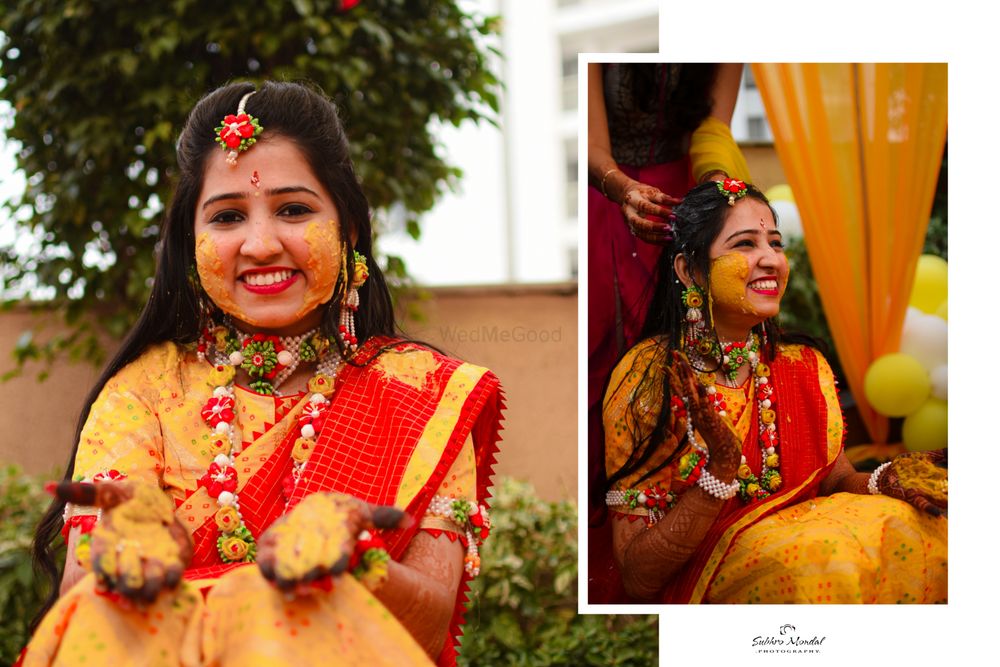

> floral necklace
[677,333,782,503]
[717,333,760,386]
[195,325,342,563]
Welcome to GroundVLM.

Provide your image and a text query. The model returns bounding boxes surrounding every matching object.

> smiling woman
[194,138,344,335]
[22,81,504,666]
[596,180,947,604]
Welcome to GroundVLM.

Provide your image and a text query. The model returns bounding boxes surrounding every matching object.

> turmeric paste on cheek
[295,220,340,320]
[195,233,254,324]
[709,253,756,315]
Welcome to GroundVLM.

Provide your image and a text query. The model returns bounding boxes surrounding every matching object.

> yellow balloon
[764,184,794,203]
[935,298,947,320]
[863,353,930,417]
[909,255,948,314]
[902,398,948,451]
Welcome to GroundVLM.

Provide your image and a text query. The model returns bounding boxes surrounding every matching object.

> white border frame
[576,2,997,658]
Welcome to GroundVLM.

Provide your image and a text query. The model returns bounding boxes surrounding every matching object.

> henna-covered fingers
[878,457,948,517]
[619,181,680,244]
[76,482,191,605]
[53,480,134,510]
[668,353,741,478]
[258,493,407,594]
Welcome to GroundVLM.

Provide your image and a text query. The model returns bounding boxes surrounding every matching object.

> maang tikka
[216,90,263,166]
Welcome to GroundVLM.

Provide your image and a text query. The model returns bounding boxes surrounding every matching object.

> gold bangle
[600,167,621,199]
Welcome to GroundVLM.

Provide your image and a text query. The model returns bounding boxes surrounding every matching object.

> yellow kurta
[26,342,486,666]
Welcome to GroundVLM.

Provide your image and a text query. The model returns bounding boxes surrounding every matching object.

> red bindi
[251,171,261,189]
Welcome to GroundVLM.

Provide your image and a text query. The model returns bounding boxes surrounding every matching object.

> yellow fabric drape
[751,63,947,442]
[689,116,753,183]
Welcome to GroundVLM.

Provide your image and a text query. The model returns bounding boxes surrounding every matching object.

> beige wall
[0,285,579,501]
[743,143,788,193]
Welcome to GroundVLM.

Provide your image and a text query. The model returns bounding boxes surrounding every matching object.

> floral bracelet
[425,495,491,577]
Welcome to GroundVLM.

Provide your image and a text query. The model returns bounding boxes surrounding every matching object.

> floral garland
[697,347,782,503]
[195,326,341,564]
[734,360,782,501]
[426,495,491,577]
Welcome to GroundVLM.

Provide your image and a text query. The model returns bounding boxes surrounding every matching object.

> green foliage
[458,479,658,667]
[0,0,500,373]
[0,464,63,665]
[923,143,947,260]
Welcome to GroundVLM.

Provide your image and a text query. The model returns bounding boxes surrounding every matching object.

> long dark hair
[606,181,790,490]
[30,80,398,629]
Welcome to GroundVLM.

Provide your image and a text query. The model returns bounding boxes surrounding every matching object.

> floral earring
[682,284,716,361]
[339,248,369,354]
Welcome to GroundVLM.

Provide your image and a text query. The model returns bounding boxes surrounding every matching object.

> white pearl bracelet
[867,461,892,495]
[698,468,740,500]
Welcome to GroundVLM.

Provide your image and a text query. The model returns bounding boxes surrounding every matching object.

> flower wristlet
[350,530,390,591]
[426,495,491,577]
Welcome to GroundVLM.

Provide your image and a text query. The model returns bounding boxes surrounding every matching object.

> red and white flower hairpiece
[717,177,749,206]
[215,91,263,166]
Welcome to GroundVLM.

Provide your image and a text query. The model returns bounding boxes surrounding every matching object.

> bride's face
[193,137,342,336]
[706,198,789,328]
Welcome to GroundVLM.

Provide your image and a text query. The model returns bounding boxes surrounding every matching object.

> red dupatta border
[435,382,505,667]
[664,345,844,603]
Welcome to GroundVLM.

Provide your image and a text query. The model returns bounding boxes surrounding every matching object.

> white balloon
[770,200,803,239]
[930,364,948,401]
[905,306,926,324]
[900,312,948,372]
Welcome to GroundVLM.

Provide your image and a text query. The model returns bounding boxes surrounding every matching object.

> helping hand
[619,179,682,245]
[877,449,948,517]
[55,480,193,604]
[667,351,742,479]
[257,492,408,595]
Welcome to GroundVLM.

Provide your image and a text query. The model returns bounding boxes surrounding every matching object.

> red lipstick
[239,267,300,295]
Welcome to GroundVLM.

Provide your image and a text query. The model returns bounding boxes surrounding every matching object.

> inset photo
[586,61,948,605]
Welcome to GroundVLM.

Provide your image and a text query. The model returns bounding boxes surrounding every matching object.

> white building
[377,0,659,286]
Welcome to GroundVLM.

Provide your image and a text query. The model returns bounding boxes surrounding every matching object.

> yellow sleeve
[72,346,173,495]
[419,434,476,533]
[689,116,752,184]
[603,339,685,491]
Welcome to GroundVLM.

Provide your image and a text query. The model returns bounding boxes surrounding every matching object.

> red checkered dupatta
[182,337,504,664]
[661,345,843,603]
